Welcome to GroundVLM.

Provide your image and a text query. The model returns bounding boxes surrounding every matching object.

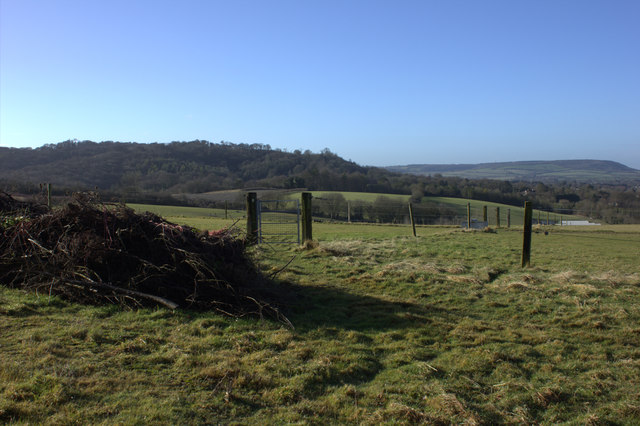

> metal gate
[258,199,300,244]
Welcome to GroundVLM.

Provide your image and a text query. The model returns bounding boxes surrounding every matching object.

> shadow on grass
[272,279,455,333]
[1,276,453,335]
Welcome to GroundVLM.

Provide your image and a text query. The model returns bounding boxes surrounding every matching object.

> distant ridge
[386,160,640,184]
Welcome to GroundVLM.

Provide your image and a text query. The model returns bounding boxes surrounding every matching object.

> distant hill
[387,160,640,184]
[2,141,639,223]
[0,140,388,195]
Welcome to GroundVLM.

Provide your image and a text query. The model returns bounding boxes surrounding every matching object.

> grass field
[179,189,586,226]
[2,205,639,423]
[292,191,584,226]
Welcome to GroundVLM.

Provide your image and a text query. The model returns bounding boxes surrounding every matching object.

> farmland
[174,190,586,226]
[303,191,583,225]
[1,204,639,423]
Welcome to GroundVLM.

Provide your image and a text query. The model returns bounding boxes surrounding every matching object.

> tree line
[1,140,638,223]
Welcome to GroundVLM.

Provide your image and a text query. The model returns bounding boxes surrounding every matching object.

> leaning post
[301,192,313,242]
[246,192,258,245]
[47,183,52,210]
[522,202,533,267]
[408,202,417,237]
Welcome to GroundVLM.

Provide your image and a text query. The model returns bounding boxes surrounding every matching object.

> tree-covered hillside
[1,140,639,223]
[0,140,366,193]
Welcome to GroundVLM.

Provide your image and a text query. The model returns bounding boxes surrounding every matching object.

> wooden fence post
[408,202,417,237]
[496,207,500,228]
[507,208,511,228]
[301,192,313,242]
[467,203,471,229]
[522,202,533,267]
[347,201,351,223]
[546,211,550,225]
[246,192,258,245]
[47,183,52,210]
[483,205,487,223]
[225,201,228,219]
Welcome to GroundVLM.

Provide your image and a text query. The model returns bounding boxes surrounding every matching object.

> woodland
[0,140,638,223]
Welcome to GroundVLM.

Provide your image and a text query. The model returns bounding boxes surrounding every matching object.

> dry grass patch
[568,283,599,296]
[375,260,443,277]
[429,393,468,417]
[591,271,640,286]
[504,281,531,291]
[317,240,365,257]
[444,264,466,274]
[551,270,585,283]
[521,273,541,284]
[446,275,482,285]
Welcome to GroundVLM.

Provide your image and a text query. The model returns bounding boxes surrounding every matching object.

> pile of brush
[0,191,49,217]
[0,192,289,324]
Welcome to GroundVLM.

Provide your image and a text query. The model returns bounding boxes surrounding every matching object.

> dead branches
[0,193,289,324]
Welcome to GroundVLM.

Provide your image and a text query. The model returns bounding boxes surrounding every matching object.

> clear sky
[1,0,639,168]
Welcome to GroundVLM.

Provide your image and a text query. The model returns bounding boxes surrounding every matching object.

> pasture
[304,191,584,225]
[1,204,639,423]
[177,189,586,226]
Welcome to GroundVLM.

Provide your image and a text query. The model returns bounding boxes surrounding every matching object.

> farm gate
[257,199,300,244]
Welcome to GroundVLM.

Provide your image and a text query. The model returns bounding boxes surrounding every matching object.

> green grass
[127,203,245,232]
[173,189,586,227]
[288,191,584,226]
[307,191,411,203]
[2,206,639,423]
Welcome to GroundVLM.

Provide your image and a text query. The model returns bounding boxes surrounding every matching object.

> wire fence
[308,199,593,228]
[258,199,300,244]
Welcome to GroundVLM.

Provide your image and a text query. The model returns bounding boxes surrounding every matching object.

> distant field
[387,160,640,184]
[177,190,585,226]
[127,203,245,231]
[288,191,584,226]
[130,203,587,243]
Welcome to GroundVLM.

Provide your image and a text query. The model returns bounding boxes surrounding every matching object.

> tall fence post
[483,205,487,223]
[522,202,533,267]
[225,201,228,219]
[347,201,351,223]
[408,202,417,237]
[301,192,313,242]
[496,207,500,228]
[246,192,258,245]
[47,183,52,210]
[507,208,511,228]
[467,203,471,229]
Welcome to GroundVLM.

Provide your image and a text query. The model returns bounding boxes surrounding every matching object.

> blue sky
[1,0,639,168]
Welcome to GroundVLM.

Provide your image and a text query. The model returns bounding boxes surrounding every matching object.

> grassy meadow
[177,189,585,226]
[1,204,639,423]
[293,191,583,226]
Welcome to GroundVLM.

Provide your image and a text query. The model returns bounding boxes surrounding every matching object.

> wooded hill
[387,160,640,184]
[1,140,639,223]
[0,140,374,194]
